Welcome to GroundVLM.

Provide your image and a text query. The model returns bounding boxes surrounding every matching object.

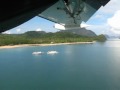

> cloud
[81,22,91,28]
[99,0,120,14]
[109,28,120,34]
[2,31,11,34]
[36,28,42,31]
[85,0,120,35]
[16,28,21,33]
[54,24,65,30]
[107,10,120,34]
[107,10,120,29]
[86,23,110,35]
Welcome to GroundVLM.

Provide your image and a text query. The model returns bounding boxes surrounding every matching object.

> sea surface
[0,40,120,90]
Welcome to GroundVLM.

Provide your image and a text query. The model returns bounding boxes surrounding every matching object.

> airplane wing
[0,0,110,32]
[38,0,110,30]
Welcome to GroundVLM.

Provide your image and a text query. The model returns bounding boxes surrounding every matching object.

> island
[0,28,107,48]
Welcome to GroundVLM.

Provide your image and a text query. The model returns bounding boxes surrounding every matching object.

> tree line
[0,31,107,46]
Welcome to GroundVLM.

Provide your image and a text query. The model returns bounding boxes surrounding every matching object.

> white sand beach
[0,41,96,49]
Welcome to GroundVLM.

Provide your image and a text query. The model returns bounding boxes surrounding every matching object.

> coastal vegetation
[0,31,106,46]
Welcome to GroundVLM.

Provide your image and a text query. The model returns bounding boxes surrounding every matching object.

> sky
[3,0,120,36]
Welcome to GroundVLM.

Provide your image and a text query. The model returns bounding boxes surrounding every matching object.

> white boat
[32,51,44,55]
[47,51,58,55]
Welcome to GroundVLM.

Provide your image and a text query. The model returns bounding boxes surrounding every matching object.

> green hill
[59,28,97,37]
[0,31,106,46]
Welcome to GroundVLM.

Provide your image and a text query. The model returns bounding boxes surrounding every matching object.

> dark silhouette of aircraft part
[0,0,110,32]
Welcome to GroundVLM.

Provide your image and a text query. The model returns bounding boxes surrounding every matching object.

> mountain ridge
[58,28,97,37]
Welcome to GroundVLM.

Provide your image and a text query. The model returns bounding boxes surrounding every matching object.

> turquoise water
[0,40,120,90]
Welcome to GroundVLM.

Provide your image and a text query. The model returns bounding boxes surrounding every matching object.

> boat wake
[32,51,59,55]
[47,51,58,55]
[32,51,44,55]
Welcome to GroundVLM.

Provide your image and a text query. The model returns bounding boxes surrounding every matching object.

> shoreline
[0,41,96,49]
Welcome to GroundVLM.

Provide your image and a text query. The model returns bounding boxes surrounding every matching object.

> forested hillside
[0,31,106,46]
